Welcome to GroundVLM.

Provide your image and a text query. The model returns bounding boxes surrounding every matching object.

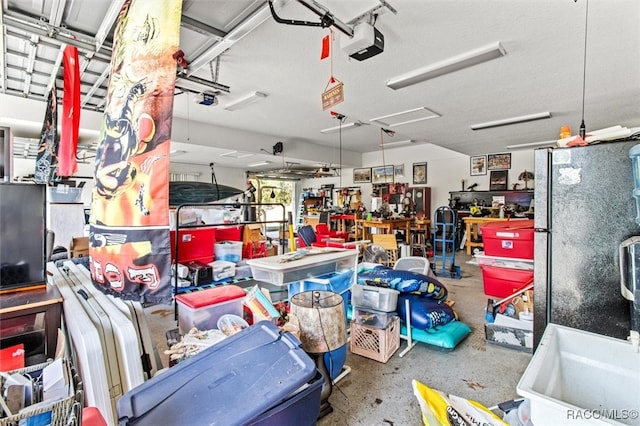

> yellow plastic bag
[412,380,508,426]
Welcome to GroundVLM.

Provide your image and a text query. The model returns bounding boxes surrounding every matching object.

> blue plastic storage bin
[248,371,323,426]
[117,321,318,425]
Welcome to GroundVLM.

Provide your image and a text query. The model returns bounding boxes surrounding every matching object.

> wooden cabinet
[408,187,431,219]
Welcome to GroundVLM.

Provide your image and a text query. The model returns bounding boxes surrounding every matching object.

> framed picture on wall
[489,170,509,190]
[372,165,394,184]
[394,164,405,178]
[412,162,427,184]
[488,153,511,170]
[353,167,371,183]
[470,155,487,176]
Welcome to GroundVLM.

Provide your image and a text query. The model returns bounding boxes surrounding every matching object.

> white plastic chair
[393,256,434,277]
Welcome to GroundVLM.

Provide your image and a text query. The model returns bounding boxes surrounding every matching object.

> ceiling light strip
[389,116,440,128]
[248,160,271,167]
[379,139,417,147]
[320,121,366,134]
[370,107,432,123]
[506,140,558,149]
[471,112,552,130]
[224,91,267,111]
[387,41,507,90]
[220,150,255,158]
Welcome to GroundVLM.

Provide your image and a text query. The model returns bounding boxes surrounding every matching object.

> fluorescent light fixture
[370,107,440,128]
[387,41,507,90]
[220,150,254,158]
[170,149,186,156]
[320,121,368,134]
[224,91,268,111]
[379,139,419,147]
[471,111,552,130]
[506,140,558,150]
[248,160,271,167]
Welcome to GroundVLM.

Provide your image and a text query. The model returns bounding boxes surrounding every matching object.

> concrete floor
[144,252,533,425]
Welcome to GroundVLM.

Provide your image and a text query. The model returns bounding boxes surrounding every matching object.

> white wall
[300,144,535,216]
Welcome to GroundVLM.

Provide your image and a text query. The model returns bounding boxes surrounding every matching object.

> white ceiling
[1,0,639,174]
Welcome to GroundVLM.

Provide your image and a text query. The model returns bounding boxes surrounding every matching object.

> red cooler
[480,265,534,298]
[480,220,534,259]
[170,227,216,264]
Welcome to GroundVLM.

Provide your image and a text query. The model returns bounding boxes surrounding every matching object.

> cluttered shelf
[449,190,534,214]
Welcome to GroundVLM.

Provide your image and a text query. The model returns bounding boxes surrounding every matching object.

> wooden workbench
[463,216,528,255]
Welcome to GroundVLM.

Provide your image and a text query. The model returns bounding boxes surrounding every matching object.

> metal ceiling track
[2,5,230,106]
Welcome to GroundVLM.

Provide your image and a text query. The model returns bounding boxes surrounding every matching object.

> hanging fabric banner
[58,45,80,177]
[89,0,182,304]
[34,85,59,184]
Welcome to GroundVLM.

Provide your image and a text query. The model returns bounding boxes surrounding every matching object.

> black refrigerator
[533,140,639,347]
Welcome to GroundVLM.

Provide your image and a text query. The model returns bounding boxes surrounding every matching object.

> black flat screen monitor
[0,183,46,290]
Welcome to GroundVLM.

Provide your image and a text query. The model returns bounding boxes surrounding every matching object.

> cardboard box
[69,237,89,258]
[243,223,262,244]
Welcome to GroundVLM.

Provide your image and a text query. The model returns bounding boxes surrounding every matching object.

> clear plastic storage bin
[175,285,246,334]
[351,284,399,312]
[474,252,534,270]
[247,249,358,286]
[352,307,397,329]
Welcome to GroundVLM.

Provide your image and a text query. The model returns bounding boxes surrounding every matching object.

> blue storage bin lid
[288,269,353,296]
[117,321,317,425]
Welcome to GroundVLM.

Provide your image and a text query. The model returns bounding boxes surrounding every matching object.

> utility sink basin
[517,324,640,425]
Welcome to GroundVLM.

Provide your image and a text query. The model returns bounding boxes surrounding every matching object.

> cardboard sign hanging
[322,79,344,111]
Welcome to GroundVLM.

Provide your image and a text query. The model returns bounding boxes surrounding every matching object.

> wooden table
[356,218,412,244]
[330,214,355,233]
[0,284,63,360]
[463,217,528,255]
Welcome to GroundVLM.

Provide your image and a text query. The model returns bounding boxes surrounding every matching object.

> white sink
[517,323,640,425]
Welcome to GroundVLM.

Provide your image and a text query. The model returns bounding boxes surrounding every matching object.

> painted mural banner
[34,85,59,184]
[89,0,182,304]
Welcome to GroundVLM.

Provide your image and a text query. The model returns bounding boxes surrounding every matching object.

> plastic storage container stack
[478,220,535,352]
[349,284,400,363]
[478,220,534,298]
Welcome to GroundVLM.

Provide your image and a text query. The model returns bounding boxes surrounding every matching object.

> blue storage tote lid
[117,321,317,425]
[175,284,245,309]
